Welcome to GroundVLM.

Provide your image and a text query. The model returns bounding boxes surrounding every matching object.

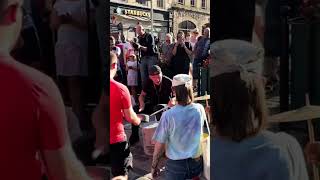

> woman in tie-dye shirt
[151,74,207,180]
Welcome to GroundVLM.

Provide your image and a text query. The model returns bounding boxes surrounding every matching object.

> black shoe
[129,134,140,146]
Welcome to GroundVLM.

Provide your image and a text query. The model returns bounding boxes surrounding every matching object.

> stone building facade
[168,0,210,36]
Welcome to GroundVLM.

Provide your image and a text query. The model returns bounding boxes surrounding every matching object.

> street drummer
[130,65,173,145]
[138,65,174,113]
[151,74,206,179]
[0,0,91,179]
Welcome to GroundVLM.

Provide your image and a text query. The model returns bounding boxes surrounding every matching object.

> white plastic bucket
[141,120,159,156]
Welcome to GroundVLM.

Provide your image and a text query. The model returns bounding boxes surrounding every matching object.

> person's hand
[205,105,211,114]
[135,42,141,49]
[137,114,149,123]
[151,167,160,179]
[139,103,145,112]
[167,98,176,108]
[131,41,139,50]
[305,142,320,165]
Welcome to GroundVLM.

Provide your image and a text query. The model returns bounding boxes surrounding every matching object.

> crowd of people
[111,24,210,99]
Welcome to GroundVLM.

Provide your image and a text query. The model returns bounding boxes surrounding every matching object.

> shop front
[110,2,171,42]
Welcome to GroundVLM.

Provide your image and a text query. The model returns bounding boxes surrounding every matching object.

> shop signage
[115,7,151,18]
[124,9,150,18]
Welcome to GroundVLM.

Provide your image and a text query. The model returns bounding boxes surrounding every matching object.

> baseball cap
[210,39,264,78]
[172,74,192,87]
[148,65,161,76]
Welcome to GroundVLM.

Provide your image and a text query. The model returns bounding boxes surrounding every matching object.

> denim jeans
[140,56,158,86]
[165,157,203,180]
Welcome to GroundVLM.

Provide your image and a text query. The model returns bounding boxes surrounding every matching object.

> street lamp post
[150,0,154,35]
[144,0,154,35]
[138,0,154,34]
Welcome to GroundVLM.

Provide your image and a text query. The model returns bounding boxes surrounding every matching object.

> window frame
[201,0,206,9]
[178,0,184,5]
[157,0,164,8]
[190,0,195,7]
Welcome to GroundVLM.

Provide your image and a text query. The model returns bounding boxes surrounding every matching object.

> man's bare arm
[138,91,147,112]
[139,45,148,52]
[123,107,141,126]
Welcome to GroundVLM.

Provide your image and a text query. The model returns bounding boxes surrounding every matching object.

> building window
[191,0,195,7]
[157,0,164,8]
[136,0,147,5]
[178,0,184,5]
[178,20,196,35]
[201,0,206,9]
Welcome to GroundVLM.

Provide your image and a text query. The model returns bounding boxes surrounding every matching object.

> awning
[113,13,150,22]
[133,16,150,22]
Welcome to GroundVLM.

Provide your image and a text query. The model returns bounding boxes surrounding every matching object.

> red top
[110,79,132,144]
[0,56,68,180]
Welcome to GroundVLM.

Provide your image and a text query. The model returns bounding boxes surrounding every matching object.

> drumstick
[150,93,208,117]
[150,106,169,117]
[149,93,210,118]
[306,94,319,180]
[205,91,211,123]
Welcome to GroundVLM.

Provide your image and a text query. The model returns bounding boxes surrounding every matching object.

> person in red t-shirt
[0,1,90,179]
[110,51,142,179]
